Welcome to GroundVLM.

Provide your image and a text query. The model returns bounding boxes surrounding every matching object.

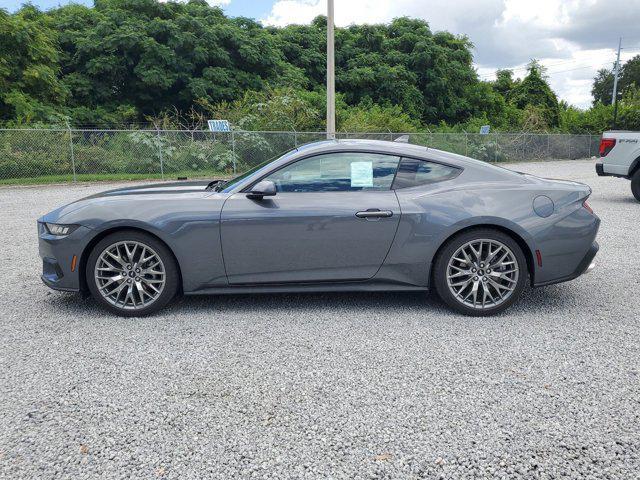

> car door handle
[355,209,393,219]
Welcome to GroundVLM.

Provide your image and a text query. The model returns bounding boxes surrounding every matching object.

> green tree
[0,1,620,135]
[49,0,283,124]
[492,69,517,100]
[559,103,612,134]
[618,85,640,131]
[273,16,480,125]
[591,68,614,105]
[338,102,420,132]
[510,60,560,128]
[591,55,640,105]
[0,6,67,124]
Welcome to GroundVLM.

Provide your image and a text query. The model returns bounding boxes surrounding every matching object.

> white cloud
[261,0,640,108]
[263,0,394,26]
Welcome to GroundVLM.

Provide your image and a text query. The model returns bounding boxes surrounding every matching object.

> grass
[0,171,231,186]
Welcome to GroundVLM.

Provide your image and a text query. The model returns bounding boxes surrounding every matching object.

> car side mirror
[246,180,277,199]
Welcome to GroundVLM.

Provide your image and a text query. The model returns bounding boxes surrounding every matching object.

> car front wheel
[433,229,528,316]
[86,231,179,316]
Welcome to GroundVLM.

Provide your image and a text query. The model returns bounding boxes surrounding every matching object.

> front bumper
[38,222,92,292]
[534,241,599,287]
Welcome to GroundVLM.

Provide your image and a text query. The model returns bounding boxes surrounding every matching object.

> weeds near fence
[0,129,600,184]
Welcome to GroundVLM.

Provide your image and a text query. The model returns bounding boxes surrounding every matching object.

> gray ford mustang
[38,139,600,317]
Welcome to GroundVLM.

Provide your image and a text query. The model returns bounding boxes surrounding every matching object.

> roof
[295,138,431,157]
[291,138,517,174]
[223,138,522,193]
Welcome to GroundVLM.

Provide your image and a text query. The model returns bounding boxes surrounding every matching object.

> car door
[220,151,401,284]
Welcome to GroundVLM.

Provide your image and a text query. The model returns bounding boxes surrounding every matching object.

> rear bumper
[534,241,599,287]
[596,162,629,179]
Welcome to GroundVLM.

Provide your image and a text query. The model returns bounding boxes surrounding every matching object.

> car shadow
[600,195,638,205]
[173,290,441,313]
[45,283,581,319]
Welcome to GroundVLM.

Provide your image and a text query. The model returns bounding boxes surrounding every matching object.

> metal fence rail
[0,129,600,183]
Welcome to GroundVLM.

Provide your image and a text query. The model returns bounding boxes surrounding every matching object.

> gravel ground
[1,159,639,479]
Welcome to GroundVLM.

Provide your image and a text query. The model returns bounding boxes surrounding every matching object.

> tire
[433,228,528,316]
[86,230,179,317]
[631,170,640,203]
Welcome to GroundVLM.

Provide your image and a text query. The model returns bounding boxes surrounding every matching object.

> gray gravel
[1,159,639,479]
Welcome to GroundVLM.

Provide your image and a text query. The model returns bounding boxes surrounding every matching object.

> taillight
[583,200,594,214]
[599,138,616,157]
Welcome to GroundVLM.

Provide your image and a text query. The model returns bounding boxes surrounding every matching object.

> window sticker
[350,161,373,187]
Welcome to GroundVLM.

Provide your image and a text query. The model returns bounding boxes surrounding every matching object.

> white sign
[208,119,231,132]
[350,161,373,188]
[479,125,491,135]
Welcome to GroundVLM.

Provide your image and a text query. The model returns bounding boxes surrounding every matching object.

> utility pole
[326,0,335,139]
[611,37,622,129]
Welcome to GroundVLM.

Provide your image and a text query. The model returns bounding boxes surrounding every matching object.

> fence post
[231,129,237,174]
[547,134,551,159]
[494,133,498,163]
[464,131,468,157]
[157,128,164,180]
[588,135,592,158]
[293,128,298,147]
[65,120,77,182]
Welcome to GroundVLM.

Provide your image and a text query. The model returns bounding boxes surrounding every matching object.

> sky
[4,0,640,108]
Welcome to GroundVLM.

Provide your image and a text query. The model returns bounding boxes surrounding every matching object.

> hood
[38,180,221,225]
[82,180,215,200]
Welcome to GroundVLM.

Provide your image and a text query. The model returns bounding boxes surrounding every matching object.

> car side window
[263,152,400,192]
[392,157,461,189]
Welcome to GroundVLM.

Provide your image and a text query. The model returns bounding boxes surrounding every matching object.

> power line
[478,62,608,81]
[478,47,640,81]
[478,59,589,79]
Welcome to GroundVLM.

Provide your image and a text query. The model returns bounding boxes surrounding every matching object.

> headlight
[45,223,79,236]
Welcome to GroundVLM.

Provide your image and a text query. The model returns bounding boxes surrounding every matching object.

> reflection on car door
[220,152,401,284]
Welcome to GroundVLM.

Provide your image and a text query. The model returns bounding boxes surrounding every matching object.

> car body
[38,139,600,316]
[595,130,640,201]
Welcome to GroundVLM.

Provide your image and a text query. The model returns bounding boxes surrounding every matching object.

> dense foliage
[592,56,640,105]
[1,0,638,133]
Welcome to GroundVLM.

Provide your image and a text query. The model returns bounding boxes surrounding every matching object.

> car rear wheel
[433,229,527,316]
[631,170,640,202]
[86,231,179,317]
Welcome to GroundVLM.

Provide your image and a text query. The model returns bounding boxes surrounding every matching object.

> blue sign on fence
[479,125,491,135]
[208,120,231,132]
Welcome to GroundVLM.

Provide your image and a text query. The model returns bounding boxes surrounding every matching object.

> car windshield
[214,148,297,192]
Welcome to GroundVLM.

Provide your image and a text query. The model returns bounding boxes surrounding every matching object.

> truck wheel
[632,170,640,203]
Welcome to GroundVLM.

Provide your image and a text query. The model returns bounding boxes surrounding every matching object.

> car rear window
[392,157,462,189]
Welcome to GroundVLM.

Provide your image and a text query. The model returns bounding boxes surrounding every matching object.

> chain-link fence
[0,129,601,184]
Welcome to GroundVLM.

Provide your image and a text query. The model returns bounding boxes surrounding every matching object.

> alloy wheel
[94,241,166,310]
[446,238,519,310]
